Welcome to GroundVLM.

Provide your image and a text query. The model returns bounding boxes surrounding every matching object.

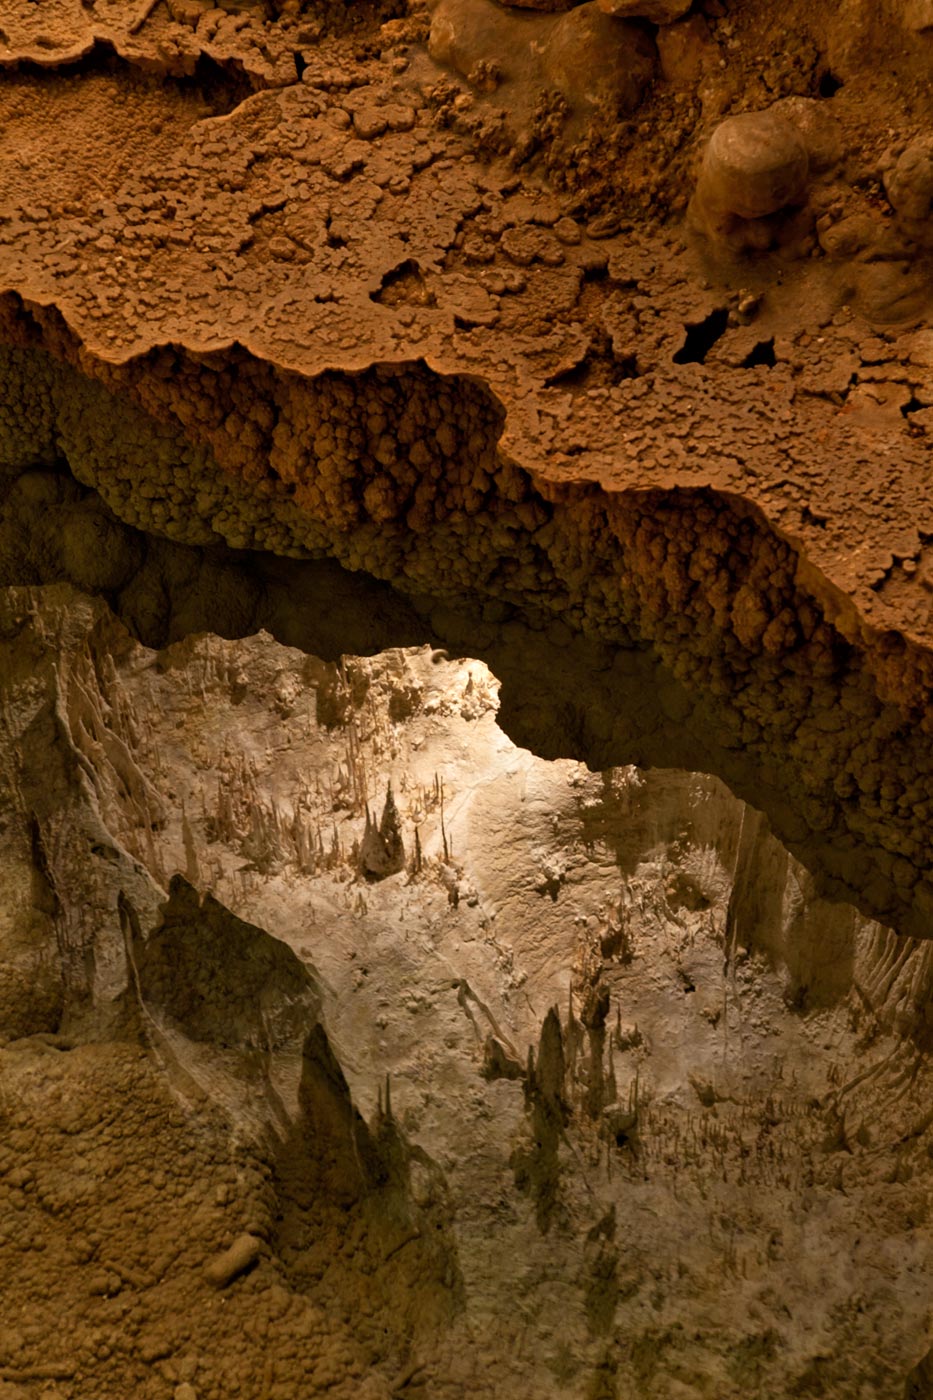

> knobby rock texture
[3,0,933,1396]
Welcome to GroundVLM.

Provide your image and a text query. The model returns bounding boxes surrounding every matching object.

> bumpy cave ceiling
[2,0,933,1397]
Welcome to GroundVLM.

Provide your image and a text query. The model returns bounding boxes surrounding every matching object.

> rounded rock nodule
[884,135,933,221]
[540,3,657,115]
[699,110,809,220]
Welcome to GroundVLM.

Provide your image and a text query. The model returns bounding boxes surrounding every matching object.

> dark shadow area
[272,1023,464,1360]
[672,308,729,365]
[130,875,320,1050]
[545,330,640,389]
[370,259,436,308]
[817,69,844,98]
[742,338,777,369]
[3,39,255,116]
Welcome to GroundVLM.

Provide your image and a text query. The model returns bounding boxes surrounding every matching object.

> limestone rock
[134,877,320,1049]
[203,1234,262,1289]
[657,13,717,85]
[884,135,933,220]
[698,109,809,219]
[770,95,844,173]
[4,2,933,1392]
[500,0,578,10]
[429,0,655,115]
[902,0,933,28]
[540,3,657,114]
[428,0,543,86]
[359,786,406,879]
[596,0,691,21]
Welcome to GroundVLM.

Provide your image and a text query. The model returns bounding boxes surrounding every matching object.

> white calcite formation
[0,591,931,1397]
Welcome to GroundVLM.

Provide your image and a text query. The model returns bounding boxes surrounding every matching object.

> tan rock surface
[595,0,691,23]
[0,588,931,1398]
[1,0,933,932]
[2,4,933,1393]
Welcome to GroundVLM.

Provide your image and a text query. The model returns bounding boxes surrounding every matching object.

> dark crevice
[902,395,925,418]
[0,39,254,116]
[817,70,844,98]
[0,34,105,73]
[545,334,639,389]
[742,339,777,369]
[190,51,257,114]
[371,259,436,307]
[672,308,729,365]
[247,198,288,232]
[801,504,829,530]
[324,214,347,248]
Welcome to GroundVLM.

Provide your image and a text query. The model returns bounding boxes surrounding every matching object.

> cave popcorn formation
[1,0,933,1397]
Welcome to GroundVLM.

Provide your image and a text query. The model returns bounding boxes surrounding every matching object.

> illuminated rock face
[2,591,933,1399]
[3,0,933,1395]
[3,339,933,942]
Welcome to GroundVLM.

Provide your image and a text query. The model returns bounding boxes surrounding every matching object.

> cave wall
[1,324,933,941]
[3,1,933,1395]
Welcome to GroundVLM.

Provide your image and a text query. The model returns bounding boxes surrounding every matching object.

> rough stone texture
[2,0,933,1393]
[427,0,656,126]
[1,591,933,1398]
[882,135,933,249]
[538,6,657,117]
[697,110,810,219]
[500,0,579,12]
[595,0,691,23]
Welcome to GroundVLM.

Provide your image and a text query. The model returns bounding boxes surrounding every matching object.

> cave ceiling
[3,1,933,1397]
[3,0,933,931]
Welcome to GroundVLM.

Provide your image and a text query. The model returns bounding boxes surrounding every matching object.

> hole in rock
[371,258,436,307]
[188,51,256,115]
[742,337,777,369]
[817,69,844,98]
[545,331,639,388]
[672,307,729,364]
